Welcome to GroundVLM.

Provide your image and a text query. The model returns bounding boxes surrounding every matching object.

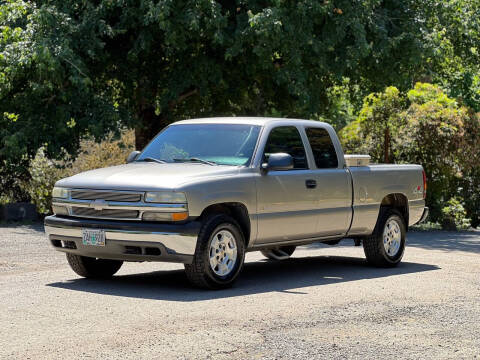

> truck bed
[347,164,425,235]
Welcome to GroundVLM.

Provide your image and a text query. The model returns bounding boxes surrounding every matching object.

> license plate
[82,229,106,246]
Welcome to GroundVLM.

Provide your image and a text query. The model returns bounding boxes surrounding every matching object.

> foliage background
[1,0,479,228]
[21,129,134,214]
[340,83,480,227]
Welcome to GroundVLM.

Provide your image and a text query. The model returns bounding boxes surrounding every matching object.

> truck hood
[55,163,241,191]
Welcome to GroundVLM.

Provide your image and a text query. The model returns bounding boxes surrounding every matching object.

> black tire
[66,253,123,278]
[363,209,406,267]
[184,214,245,289]
[261,245,296,260]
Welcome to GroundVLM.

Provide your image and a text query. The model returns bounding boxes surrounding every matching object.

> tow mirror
[261,153,294,173]
[126,150,141,163]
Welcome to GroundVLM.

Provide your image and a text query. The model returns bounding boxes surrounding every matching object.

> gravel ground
[0,224,479,359]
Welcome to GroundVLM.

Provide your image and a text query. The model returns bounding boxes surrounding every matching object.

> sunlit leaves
[1,0,478,202]
[340,82,480,221]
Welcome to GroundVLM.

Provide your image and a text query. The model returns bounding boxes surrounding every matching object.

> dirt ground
[1,224,479,359]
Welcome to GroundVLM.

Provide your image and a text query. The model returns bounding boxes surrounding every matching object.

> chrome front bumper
[44,216,200,263]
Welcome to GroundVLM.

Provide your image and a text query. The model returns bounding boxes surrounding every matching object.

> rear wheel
[261,246,296,260]
[363,209,406,267]
[184,214,245,289]
[66,254,123,278]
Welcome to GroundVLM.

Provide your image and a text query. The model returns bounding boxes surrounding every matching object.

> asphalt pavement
[0,224,479,359]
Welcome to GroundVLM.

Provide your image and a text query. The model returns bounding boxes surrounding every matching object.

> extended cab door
[304,126,352,236]
[255,126,319,243]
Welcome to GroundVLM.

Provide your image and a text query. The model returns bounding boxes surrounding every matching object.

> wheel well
[380,193,409,227]
[197,203,251,245]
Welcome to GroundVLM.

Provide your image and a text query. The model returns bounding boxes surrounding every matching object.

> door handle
[305,179,317,189]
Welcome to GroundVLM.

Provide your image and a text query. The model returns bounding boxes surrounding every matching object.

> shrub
[21,148,66,214]
[396,83,469,220]
[23,129,134,214]
[458,112,480,228]
[460,167,480,228]
[441,198,471,230]
[340,83,480,224]
[340,86,406,163]
[64,129,135,176]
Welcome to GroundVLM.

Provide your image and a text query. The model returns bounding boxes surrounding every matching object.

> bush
[340,83,480,224]
[21,148,67,214]
[396,83,469,220]
[441,198,471,230]
[460,167,480,228]
[340,86,406,163]
[458,112,480,228]
[64,129,135,176]
[22,129,134,214]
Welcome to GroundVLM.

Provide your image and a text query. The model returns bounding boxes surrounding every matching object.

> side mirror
[126,150,141,163]
[261,153,294,173]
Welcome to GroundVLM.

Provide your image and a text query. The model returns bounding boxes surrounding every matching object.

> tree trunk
[133,87,197,149]
[134,106,169,150]
[384,127,390,163]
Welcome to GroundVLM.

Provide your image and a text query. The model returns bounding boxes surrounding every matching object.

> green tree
[1,0,432,200]
[341,83,479,223]
[422,0,480,111]
[396,83,470,220]
[318,78,362,131]
[0,1,125,198]
[340,86,406,163]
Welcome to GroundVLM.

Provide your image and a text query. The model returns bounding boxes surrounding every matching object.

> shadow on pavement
[0,222,44,232]
[407,231,480,254]
[47,255,439,301]
[307,231,480,254]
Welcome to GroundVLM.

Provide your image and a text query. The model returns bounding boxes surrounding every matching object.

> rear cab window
[305,127,338,168]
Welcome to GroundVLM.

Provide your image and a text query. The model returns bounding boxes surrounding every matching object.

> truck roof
[172,117,330,127]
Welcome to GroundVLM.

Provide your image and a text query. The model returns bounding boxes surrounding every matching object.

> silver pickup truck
[45,117,428,289]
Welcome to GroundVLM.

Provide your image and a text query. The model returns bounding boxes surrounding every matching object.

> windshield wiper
[136,157,167,164]
[173,158,218,166]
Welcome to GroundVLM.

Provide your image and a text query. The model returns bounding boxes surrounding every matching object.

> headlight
[52,205,69,215]
[144,192,186,203]
[52,187,69,199]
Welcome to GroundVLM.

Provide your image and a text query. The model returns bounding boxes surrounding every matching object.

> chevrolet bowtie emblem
[90,199,107,211]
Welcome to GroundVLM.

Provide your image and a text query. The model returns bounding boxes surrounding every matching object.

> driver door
[255,126,319,244]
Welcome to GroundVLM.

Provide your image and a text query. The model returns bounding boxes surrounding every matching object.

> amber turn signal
[171,212,189,221]
[142,211,189,222]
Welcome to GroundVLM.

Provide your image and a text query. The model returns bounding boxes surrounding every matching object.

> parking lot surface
[1,224,479,359]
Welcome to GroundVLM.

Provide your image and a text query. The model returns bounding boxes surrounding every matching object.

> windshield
[137,124,261,166]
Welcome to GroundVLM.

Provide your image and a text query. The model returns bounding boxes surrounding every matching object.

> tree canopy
[1,0,480,226]
[340,82,480,225]
[1,1,431,170]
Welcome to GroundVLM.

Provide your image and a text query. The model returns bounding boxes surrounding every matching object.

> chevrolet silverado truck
[45,117,428,289]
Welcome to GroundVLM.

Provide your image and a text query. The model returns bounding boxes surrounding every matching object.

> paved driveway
[1,225,479,359]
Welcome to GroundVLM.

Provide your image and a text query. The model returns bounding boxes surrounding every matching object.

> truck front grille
[71,207,139,219]
[71,190,141,202]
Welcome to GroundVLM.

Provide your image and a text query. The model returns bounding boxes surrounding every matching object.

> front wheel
[363,209,406,267]
[184,214,245,289]
[66,254,123,278]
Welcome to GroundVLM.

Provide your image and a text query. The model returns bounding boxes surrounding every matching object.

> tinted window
[264,126,308,169]
[306,127,338,168]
